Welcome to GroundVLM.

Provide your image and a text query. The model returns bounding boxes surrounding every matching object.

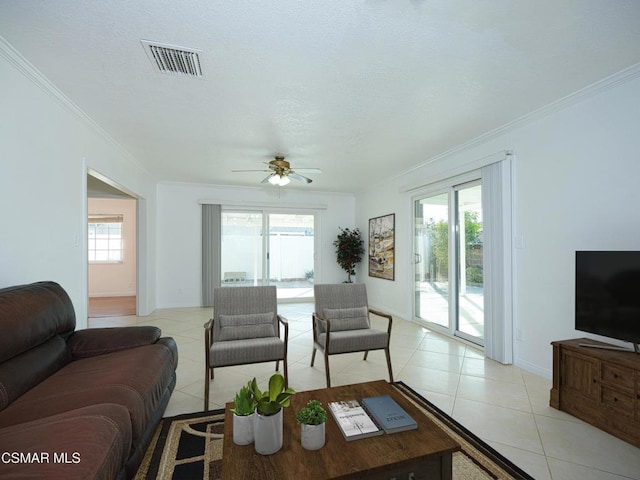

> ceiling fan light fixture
[268,175,279,185]
[279,175,291,186]
[268,174,290,186]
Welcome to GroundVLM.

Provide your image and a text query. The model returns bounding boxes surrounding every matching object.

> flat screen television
[575,251,640,352]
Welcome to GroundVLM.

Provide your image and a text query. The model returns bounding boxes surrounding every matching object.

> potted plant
[230,382,256,445]
[334,227,365,283]
[250,373,295,455]
[295,400,327,450]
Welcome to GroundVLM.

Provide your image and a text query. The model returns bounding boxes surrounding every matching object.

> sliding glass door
[267,213,315,300]
[414,192,450,329]
[414,181,484,345]
[455,183,484,344]
[221,210,315,300]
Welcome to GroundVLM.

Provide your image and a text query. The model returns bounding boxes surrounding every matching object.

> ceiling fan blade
[232,169,271,173]
[293,168,322,174]
[261,174,274,184]
[289,172,313,184]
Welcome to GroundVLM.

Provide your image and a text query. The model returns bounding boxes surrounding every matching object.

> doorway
[87,174,138,318]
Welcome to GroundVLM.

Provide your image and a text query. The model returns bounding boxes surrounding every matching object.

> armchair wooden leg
[210,368,214,380]
[284,360,289,389]
[363,350,369,360]
[385,348,394,383]
[204,366,210,411]
[324,352,331,388]
[310,347,317,367]
[276,360,280,372]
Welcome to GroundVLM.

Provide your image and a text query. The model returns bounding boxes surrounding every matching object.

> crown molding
[386,62,640,188]
[0,35,151,177]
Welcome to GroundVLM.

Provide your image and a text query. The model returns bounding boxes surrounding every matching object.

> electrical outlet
[515,328,524,341]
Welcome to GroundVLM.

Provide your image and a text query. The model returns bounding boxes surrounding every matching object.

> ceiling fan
[233,156,322,186]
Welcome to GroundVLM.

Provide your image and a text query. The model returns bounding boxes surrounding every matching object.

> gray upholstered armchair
[312,283,393,387]
[204,286,288,410]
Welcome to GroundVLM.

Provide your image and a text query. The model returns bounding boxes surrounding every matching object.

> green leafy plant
[250,373,296,416]
[230,383,256,416]
[333,227,365,283]
[295,400,327,425]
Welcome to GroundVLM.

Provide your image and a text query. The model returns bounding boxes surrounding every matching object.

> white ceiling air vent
[141,40,203,78]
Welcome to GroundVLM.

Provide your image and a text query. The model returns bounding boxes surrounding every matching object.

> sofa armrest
[0,404,131,480]
[67,326,162,359]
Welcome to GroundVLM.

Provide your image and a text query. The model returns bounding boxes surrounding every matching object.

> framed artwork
[368,213,395,281]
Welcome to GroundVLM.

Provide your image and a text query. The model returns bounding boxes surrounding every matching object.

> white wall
[88,198,137,297]
[156,182,355,308]
[5,33,639,373]
[0,38,157,327]
[356,69,640,377]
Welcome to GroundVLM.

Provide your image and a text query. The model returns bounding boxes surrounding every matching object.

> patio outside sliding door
[455,182,484,344]
[221,210,315,300]
[414,181,485,346]
[414,192,450,329]
[221,211,263,286]
[267,213,315,300]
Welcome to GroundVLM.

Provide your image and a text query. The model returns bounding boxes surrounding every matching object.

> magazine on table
[361,395,418,434]
[328,399,383,441]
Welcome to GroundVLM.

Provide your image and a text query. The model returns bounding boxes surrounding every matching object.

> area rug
[135,382,533,480]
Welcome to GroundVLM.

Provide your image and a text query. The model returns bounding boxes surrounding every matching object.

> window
[88,214,124,263]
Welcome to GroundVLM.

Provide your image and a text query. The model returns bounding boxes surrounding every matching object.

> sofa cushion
[0,340,178,445]
[0,336,71,411]
[323,306,370,331]
[0,403,131,480]
[0,281,75,363]
[0,282,75,411]
[67,326,162,359]
[218,312,275,341]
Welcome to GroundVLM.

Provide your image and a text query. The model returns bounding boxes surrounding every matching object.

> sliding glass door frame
[221,207,319,302]
[412,170,484,346]
[453,179,484,347]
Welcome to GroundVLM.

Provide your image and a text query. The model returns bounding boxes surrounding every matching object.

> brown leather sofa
[0,281,178,480]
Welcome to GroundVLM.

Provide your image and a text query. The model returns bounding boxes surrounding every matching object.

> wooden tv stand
[550,338,640,449]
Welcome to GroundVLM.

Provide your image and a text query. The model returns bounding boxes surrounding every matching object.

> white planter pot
[254,409,283,455]
[232,412,255,445]
[300,423,325,451]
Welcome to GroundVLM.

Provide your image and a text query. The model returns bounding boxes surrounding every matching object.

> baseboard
[514,357,552,380]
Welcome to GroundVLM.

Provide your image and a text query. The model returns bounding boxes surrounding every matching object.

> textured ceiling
[2,0,640,192]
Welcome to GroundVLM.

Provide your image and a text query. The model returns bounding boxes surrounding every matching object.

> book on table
[327,399,383,441]
[361,395,418,434]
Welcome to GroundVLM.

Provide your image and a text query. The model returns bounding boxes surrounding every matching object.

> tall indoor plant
[334,227,365,283]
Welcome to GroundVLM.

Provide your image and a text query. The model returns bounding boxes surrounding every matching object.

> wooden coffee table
[222,380,460,479]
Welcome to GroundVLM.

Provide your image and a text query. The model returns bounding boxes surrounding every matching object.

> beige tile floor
[90,303,640,480]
